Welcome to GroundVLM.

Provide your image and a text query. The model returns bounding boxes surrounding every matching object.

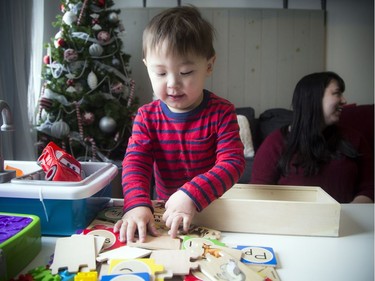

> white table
[21,204,374,281]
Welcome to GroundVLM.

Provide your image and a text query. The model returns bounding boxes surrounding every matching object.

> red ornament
[43,55,50,64]
[82,111,95,126]
[56,38,65,48]
[66,79,74,86]
[97,0,105,7]
[97,31,110,44]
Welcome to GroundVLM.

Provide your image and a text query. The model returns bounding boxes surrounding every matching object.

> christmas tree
[37,0,138,162]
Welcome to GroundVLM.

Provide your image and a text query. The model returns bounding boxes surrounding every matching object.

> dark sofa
[235,107,293,183]
[235,104,374,184]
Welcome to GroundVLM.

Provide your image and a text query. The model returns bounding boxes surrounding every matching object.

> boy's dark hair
[142,6,215,59]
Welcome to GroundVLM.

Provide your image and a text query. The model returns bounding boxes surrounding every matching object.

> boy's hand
[163,190,196,238]
[113,206,159,243]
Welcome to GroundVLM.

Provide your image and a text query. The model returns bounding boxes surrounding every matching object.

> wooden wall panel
[119,8,325,116]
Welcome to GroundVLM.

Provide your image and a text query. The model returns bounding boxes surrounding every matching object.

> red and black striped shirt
[122,90,245,212]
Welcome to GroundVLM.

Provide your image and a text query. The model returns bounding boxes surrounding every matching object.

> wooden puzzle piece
[187,225,221,240]
[74,271,98,281]
[127,235,181,250]
[82,226,124,252]
[249,265,281,281]
[198,250,264,281]
[235,245,278,267]
[182,237,243,261]
[97,246,152,262]
[108,258,164,281]
[50,235,96,274]
[72,234,106,256]
[101,272,150,281]
[150,250,200,276]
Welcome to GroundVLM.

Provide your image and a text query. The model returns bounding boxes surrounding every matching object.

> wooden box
[193,184,341,237]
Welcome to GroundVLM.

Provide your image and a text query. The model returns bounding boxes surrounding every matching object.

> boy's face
[144,42,215,113]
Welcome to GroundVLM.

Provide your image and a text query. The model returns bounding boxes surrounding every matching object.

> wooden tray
[193,184,341,237]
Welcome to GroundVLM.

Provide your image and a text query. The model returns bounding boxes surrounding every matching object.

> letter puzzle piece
[181,237,243,260]
[150,250,200,276]
[101,272,150,281]
[96,246,152,263]
[198,250,264,281]
[82,225,124,252]
[235,245,278,267]
[74,271,98,281]
[108,258,164,281]
[127,235,181,250]
[50,235,96,274]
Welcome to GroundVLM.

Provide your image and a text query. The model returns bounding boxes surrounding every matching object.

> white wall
[326,0,374,105]
[114,0,374,107]
[119,8,326,114]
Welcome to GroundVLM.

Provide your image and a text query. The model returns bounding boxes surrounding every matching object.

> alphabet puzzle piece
[150,250,200,276]
[50,235,97,274]
[182,237,243,260]
[96,246,152,263]
[198,250,264,281]
[101,272,150,281]
[127,235,181,250]
[108,258,164,281]
[82,225,124,252]
[234,245,278,267]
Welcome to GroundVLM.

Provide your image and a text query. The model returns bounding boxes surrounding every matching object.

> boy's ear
[207,55,216,74]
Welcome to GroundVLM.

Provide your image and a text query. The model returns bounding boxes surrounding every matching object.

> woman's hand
[351,195,374,203]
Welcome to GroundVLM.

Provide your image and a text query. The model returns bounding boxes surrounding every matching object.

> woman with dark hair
[251,71,373,203]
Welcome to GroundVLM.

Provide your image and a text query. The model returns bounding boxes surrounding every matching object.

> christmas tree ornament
[108,12,119,23]
[111,82,124,94]
[39,0,138,161]
[43,55,50,64]
[96,0,106,7]
[112,57,120,66]
[64,48,78,62]
[90,13,101,30]
[89,43,103,56]
[62,11,77,26]
[82,111,95,126]
[87,71,98,90]
[84,136,97,160]
[75,102,84,137]
[99,116,116,133]
[92,24,102,31]
[77,0,88,25]
[56,38,65,48]
[66,86,77,93]
[39,97,53,111]
[54,31,63,48]
[97,31,110,44]
[51,120,70,139]
[66,79,74,86]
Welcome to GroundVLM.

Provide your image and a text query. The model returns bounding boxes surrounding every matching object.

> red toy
[37,142,83,182]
